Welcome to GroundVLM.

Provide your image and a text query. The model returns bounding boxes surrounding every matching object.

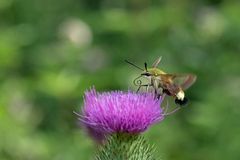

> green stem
[95,133,156,160]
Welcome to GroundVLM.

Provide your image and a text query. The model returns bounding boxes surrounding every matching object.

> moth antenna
[125,60,144,71]
[144,62,148,71]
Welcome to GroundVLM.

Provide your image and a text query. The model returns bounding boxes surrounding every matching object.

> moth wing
[165,83,180,95]
[154,74,179,95]
[152,56,162,68]
[162,74,197,90]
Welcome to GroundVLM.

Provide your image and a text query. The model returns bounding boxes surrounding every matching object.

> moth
[125,57,197,106]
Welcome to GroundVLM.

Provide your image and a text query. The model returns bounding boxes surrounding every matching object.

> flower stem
[95,133,156,160]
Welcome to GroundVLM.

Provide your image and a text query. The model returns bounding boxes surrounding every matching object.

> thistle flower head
[78,88,165,136]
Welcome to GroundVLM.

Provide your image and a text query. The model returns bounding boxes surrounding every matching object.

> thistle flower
[77,88,165,138]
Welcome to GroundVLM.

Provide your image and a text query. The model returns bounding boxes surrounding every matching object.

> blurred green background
[1,0,240,159]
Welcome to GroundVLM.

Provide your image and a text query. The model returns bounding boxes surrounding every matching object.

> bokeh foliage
[0,0,240,159]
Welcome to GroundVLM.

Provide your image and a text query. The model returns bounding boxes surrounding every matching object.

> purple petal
[78,88,165,138]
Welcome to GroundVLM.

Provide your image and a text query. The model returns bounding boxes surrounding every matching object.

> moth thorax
[176,90,185,101]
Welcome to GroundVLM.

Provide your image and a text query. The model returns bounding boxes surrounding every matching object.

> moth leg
[163,106,181,116]
[158,87,164,95]
[136,84,152,93]
[146,84,153,92]
[146,85,149,92]
[136,85,142,93]
[154,88,162,99]
[163,100,169,114]
[136,84,148,93]
[155,87,164,99]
